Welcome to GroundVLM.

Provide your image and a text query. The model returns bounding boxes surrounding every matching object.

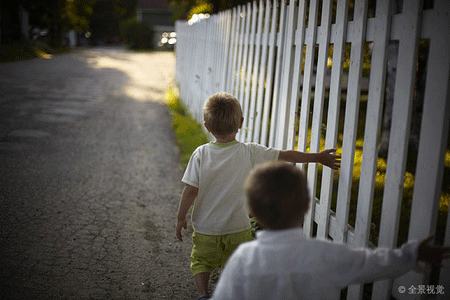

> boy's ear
[204,122,211,132]
[303,196,311,215]
[239,117,244,129]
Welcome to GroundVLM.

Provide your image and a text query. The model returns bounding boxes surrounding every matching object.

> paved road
[0,47,197,299]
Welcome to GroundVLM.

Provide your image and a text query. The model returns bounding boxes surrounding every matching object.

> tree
[114,0,138,20]
[88,0,138,44]
[167,0,249,20]
[18,0,96,46]
[63,0,97,32]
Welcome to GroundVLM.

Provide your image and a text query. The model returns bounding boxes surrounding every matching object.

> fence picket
[285,0,307,150]
[300,0,321,237]
[334,0,368,248]
[268,0,287,147]
[372,0,423,298]
[226,8,238,93]
[221,11,232,92]
[306,0,333,242]
[347,0,393,298]
[238,3,253,141]
[393,1,450,298]
[241,1,258,142]
[234,6,245,96]
[316,0,349,241]
[203,17,213,100]
[260,0,278,146]
[238,4,251,107]
[246,0,265,142]
[274,0,297,149]
[253,0,272,144]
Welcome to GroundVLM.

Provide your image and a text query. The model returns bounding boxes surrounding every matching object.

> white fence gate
[175,0,450,299]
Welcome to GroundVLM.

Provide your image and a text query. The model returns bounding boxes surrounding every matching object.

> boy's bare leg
[194,272,210,295]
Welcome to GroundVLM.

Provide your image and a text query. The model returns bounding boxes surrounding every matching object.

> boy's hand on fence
[176,219,188,242]
[417,235,450,267]
[320,148,341,170]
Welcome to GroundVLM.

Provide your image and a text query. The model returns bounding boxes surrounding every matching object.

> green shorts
[190,229,253,276]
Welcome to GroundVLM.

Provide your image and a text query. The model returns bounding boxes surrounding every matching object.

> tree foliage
[187,0,213,20]
[16,0,96,46]
[16,0,137,46]
[120,17,154,50]
[19,0,95,31]
[62,0,97,31]
[167,0,250,20]
[89,0,138,43]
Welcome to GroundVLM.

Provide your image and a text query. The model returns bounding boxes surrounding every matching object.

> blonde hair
[203,92,243,137]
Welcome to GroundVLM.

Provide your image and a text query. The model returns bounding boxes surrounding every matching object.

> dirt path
[0,47,197,299]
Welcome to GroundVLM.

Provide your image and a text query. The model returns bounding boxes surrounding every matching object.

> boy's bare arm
[176,184,198,241]
[278,148,341,170]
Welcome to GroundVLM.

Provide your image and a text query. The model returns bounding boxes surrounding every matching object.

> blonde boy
[176,92,340,299]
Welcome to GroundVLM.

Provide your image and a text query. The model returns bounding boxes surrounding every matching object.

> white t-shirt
[182,140,280,235]
[212,228,419,300]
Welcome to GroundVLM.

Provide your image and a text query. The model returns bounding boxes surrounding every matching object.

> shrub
[120,17,154,50]
[0,37,55,62]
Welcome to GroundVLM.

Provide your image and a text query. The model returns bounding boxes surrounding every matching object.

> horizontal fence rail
[175,0,450,299]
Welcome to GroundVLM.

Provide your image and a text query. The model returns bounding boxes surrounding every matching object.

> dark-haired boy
[211,161,450,300]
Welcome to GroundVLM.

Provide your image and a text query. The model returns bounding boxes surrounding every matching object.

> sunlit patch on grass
[35,47,53,59]
[165,86,208,168]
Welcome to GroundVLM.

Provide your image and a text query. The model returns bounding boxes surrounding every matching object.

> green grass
[165,87,209,168]
[0,39,67,63]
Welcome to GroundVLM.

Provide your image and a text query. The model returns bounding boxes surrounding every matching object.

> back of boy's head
[245,162,310,230]
[203,92,243,137]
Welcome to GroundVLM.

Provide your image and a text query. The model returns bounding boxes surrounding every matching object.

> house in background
[137,0,175,48]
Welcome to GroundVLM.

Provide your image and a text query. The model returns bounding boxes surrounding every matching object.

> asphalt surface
[0,47,197,299]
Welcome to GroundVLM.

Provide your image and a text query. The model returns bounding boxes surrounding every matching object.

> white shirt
[212,228,419,300]
[182,141,279,235]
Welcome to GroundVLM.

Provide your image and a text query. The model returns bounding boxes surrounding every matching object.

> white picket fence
[175,0,450,299]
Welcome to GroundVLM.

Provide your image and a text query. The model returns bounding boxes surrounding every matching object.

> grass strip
[165,86,209,169]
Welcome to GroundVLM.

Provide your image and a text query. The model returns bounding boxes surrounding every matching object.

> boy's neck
[213,134,237,143]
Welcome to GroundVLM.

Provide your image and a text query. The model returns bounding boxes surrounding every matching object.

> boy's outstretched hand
[417,235,450,267]
[319,148,341,170]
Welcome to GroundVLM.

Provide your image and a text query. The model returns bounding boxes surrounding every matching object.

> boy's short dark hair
[203,92,243,137]
[245,162,310,230]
